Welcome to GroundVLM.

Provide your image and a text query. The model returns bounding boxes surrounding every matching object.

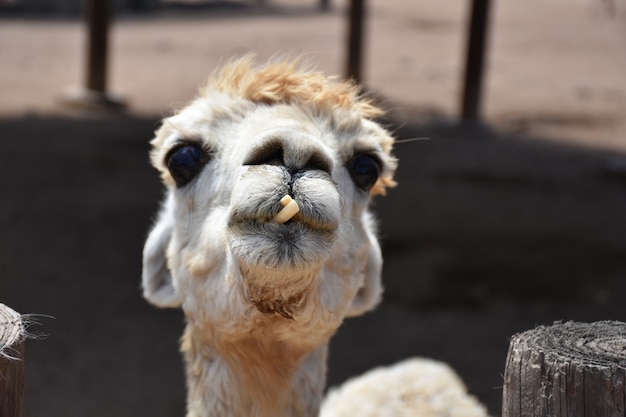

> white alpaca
[142,56,488,417]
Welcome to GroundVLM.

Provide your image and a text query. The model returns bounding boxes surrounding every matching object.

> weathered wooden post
[345,0,366,83]
[0,304,26,417]
[503,321,626,417]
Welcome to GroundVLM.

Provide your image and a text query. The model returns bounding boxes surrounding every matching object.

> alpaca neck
[182,324,328,417]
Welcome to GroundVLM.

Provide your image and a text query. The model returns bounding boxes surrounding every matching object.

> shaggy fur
[320,358,488,417]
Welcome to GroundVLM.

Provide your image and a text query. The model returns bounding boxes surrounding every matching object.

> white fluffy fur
[142,57,487,417]
[321,358,488,417]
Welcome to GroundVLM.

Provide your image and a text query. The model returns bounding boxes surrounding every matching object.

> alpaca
[142,56,487,417]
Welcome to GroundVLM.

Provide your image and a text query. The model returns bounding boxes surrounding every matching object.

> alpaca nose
[243,130,334,175]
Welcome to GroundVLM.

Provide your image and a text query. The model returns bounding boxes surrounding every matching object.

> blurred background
[1,0,625,415]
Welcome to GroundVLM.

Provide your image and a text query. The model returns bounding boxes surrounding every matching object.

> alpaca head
[143,57,396,325]
[142,61,396,412]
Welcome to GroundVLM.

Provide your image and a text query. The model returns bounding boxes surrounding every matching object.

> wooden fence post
[0,304,26,417]
[503,321,626,417]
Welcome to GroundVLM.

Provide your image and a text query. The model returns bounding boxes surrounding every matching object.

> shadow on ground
[1,111,625,416]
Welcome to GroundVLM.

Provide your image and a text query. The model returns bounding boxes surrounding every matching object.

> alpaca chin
[240,262,321,319]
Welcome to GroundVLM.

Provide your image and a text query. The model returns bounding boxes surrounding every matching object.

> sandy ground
[1,1,626,416]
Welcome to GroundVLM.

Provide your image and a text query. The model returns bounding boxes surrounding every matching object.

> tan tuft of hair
[370,176,397,197]
[200,55,385,120]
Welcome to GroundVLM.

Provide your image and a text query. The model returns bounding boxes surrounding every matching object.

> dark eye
[166,144,207,187]
[348,154,380,191]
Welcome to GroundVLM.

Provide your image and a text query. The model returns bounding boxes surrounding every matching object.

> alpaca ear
[142,196,183,308]
[346,217,384,317]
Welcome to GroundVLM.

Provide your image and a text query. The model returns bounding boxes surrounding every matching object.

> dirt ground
[1,1,626,416]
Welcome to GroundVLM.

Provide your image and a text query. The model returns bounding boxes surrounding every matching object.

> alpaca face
[142,59,396,335]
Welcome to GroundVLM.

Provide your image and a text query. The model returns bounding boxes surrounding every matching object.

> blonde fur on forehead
[200,55,385,120]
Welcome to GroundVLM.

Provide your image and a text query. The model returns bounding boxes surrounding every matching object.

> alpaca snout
[229,163,341,232]
[227,170,340,270]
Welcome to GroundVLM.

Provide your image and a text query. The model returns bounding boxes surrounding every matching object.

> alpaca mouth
[228,202,339,234]
[229,216,338,247]
[228,205,339,269]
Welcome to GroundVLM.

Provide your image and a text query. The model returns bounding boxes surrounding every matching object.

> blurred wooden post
[503,321,626,417]
[345,0,365,83]
[61,0,124,108]
[0,304,26,417]
[461,0,492,122]
[86,0,110,94]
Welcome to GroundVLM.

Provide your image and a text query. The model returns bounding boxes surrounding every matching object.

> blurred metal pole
[345,0,365,83]
[461,0,492,122]
[86,0,109,93]
[319,0,330,12]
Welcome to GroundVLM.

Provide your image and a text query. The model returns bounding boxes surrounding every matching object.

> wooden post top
[503,321,626,417]
[509,320,626,368]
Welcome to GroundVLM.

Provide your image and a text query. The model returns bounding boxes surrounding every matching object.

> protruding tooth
[274,195,300,224]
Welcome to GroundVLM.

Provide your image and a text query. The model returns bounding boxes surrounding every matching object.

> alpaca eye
[166,144,207,187]
[349,154,380,191]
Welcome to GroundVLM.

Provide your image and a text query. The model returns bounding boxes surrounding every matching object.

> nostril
[304,151,333,175]
[243,139,284,166]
